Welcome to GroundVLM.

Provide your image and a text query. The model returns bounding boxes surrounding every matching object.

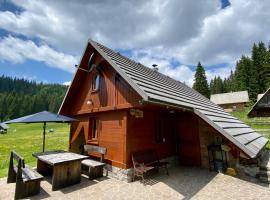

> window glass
[93,74,100,90]
[88,118,98,141]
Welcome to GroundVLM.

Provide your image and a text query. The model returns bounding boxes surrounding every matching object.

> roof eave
[142,98,194,112]
[194,109,257,158]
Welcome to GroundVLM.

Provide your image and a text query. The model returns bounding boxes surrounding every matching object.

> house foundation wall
[105,155,179,182]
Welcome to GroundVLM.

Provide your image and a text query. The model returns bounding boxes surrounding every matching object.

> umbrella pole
[43,122,46,152]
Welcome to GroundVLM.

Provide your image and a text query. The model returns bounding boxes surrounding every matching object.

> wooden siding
[69,110,127,169]
[60,48,141,116]
[177,112,201,166]
[126,109,176,168]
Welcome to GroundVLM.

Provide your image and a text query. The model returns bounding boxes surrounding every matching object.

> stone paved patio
[0,166,269,200]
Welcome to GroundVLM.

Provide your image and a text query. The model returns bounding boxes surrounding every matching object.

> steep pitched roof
[60,39,268,158]
[210,91,249,105]
[248,88,270,117]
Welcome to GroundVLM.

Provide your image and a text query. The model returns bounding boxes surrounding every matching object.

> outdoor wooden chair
[7,151,43,200]
[80,144,107,180]
[132,149,169,181]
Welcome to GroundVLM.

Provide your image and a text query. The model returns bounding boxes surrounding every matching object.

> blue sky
[0,0,269,86]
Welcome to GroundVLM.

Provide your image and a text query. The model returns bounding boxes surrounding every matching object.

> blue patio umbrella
[5,111,78,152]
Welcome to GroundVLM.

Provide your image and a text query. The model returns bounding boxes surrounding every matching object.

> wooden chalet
[210,91,249,112]
[59,40,268,181]
[248,88,270,117]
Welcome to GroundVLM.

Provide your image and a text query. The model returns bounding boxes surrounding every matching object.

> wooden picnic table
[32,150,88,191]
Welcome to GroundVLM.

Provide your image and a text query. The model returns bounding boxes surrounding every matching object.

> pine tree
[257,42,267,92]
[250,43,261,102]
[193,62,210,98]
[263,43,270,88]
[234,56,252,91]
[216,76,224,93]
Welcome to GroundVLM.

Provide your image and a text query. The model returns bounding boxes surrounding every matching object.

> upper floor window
[92,74,100,91]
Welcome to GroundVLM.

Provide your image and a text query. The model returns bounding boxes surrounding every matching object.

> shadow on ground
[139,165,269,199]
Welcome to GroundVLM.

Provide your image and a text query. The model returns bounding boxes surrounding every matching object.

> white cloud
[206,65,234,82]
[0,0,219,52]
[128,49,194,86]
[177,0,270,65]
[0,0,270,83]
[63,81,71,86]
[0,36,78,72]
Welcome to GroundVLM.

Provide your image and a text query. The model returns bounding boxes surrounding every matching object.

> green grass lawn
[232,107,270,148]
[0,123,69,178]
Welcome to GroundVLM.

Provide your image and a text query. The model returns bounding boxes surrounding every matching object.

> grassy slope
[0,123,69,178]
[231,107,270,148]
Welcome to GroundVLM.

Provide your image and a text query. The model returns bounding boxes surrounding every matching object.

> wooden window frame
[88,118,99,144]
[92,73,101,92]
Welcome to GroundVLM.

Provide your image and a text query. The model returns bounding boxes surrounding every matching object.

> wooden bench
[7,151,43,200]
[132,149,169,181]
[81,145,107,180]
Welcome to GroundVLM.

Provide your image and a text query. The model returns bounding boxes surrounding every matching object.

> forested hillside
[210,41,270,102]
[0,76,68,122]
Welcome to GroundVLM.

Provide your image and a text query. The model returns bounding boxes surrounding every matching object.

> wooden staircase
[259,150,270,183]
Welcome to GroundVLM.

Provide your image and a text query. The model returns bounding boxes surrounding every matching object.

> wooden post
[43,122,46,152]
[7,151,16,183]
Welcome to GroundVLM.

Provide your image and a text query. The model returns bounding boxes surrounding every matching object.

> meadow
[0,123,69,178]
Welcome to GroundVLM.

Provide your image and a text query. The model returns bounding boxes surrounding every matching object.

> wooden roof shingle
[60,39,268,159]
[210,91,249,105]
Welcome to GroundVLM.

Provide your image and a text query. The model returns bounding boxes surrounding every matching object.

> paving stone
[0,166,269,200]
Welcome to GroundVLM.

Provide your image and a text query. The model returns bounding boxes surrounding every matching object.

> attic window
[92,74,100,91]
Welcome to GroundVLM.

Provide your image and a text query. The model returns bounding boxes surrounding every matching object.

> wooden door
[177,113,201,166]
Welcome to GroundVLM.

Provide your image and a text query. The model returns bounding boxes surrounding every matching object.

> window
[88,118,98,142]
[92,74,100,91]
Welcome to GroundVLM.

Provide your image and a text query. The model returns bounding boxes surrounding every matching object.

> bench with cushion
[80,145,107,180]
[132,149,169,181]
[7,151,43,200]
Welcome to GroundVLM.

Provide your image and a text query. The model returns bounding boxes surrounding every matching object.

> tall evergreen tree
[193,62,210,98]
[257,42,267,92]
[249,43,261,102]
[263,43,270,88]
[234,56,252,91]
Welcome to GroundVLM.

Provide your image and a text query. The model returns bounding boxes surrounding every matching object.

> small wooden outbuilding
[248,88,270,118]
[59,40,268,181]
[210,91,249,112]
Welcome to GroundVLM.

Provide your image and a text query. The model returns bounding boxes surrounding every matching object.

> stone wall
[105,156,179,182]
[198,118,239,169]
[198,119,216,168]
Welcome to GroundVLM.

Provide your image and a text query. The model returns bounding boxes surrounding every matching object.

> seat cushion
[81,159,105,167]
